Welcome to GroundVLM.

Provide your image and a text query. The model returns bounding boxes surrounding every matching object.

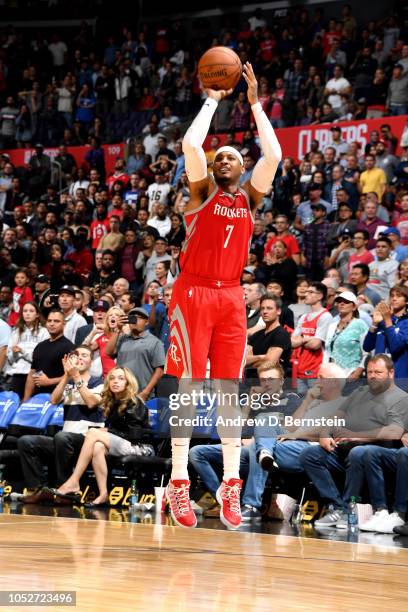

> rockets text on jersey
[180,185,254,282]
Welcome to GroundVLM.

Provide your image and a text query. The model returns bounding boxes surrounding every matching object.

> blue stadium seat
[7,394,58,437]
[0,391,20,445]
[0,391,20,431]
[146,397,171,437]
[46,404,64,436]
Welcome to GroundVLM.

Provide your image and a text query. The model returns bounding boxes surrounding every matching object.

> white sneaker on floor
[359,509,389,532]
[374,512,405,534]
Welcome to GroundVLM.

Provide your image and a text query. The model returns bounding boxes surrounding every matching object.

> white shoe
[359,509,389,532]
[374,512,405,534]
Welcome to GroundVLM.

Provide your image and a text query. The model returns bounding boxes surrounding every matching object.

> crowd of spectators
[0,5,406,151]
[0,3,408,534]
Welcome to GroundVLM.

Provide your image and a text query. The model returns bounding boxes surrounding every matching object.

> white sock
[171,438,190,481]
[221,438,241,482]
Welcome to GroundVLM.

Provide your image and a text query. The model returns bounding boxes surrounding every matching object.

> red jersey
[8,286,33,327]
[66,249,94,277]
[107,172,129,194]
[264,234,300,258]
[90,219,110,249]
[296,309,328,378]
[96,333,116,377]
[180,186,254,282]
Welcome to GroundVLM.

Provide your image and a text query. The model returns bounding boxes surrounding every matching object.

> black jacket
[105,399,149,443]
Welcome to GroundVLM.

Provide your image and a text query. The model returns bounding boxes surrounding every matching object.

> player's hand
[204,87,233,101]
[242,62,258,105]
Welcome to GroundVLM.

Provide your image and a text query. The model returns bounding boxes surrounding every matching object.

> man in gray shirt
[105,307,165,401]
[386,65,408,116]
[299,353,408,528]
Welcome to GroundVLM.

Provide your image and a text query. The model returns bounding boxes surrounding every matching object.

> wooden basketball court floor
[1,507,408,611]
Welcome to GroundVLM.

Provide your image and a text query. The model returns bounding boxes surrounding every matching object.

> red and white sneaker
[216,478,243,530]
[166,479,197,529]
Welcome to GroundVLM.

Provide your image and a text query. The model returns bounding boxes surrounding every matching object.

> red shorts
[165,272,247,380]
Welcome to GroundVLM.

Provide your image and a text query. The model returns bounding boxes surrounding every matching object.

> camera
[127,314,137,324]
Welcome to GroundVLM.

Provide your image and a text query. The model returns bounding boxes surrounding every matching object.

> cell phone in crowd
[127,314,137,324]
[157,288,164,301]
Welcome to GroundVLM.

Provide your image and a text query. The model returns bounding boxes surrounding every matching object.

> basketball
[198,46,242,91]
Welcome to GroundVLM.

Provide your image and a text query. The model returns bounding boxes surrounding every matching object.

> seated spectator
[363,286,408,379]
[55,366,152,506]
[5,301,49,397]
[257,363,345,473]
[245,294,292,380]
[18,345,104,503]
[323,291,368,378]
[301,354,408,528]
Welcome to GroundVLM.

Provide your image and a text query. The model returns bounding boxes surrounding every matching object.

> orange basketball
[198,46,242,91]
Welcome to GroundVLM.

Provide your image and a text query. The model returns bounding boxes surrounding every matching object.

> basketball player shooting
[165,62,282,529]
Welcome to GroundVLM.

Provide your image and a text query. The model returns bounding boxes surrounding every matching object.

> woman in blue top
[363,285,408,379]
[323,291,368,378]
[76,84,96,128]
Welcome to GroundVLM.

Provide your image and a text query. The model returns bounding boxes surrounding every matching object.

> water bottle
[129,479,139,510]
[0,471,6,505]
[348,496,358,532]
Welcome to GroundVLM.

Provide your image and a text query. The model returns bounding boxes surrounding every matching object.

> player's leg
[165,282,214,527]
[210,286,247,529]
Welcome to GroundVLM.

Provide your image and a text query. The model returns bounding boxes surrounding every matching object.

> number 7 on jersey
[223,224,234,248]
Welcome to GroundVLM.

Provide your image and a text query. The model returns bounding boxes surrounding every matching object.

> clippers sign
[203,114,408,162]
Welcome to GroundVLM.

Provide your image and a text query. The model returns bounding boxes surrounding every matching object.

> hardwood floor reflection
[1,511,408,611]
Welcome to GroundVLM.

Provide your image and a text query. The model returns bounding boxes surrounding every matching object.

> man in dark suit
[324,163,359,212]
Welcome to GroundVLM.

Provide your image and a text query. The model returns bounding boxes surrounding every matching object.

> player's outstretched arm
[182,87,232,210]
[241,62,282,211]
